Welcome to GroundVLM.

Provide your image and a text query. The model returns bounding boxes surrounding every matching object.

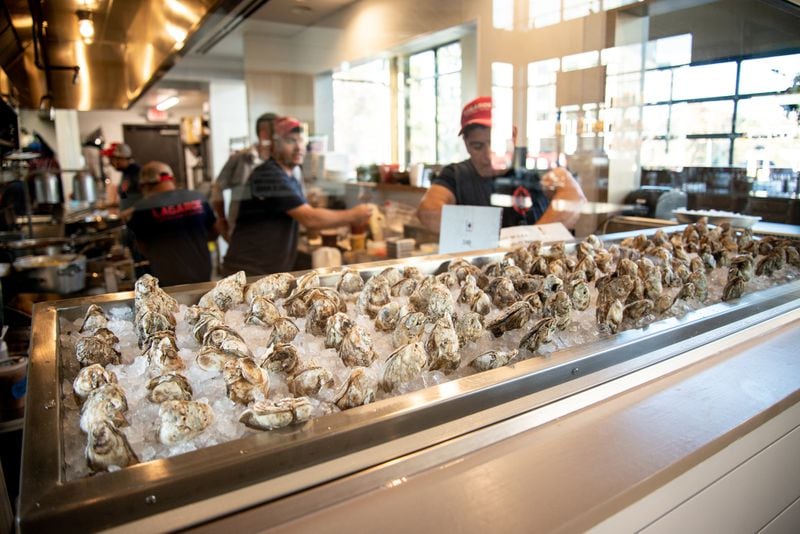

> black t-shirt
[118,162,142,211]
[223,158,306,276]
[127,189,216,286]
[433,159,550,227]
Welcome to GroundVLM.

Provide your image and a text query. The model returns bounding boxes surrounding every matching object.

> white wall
[208,80,249,178]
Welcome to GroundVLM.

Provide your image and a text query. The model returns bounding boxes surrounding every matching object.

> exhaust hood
[0,0,268,110]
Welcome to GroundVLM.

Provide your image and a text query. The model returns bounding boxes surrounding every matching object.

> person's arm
[417,184,456,234]
[535,167,586,229]
[286,203,373,231]
[209,182,229,241]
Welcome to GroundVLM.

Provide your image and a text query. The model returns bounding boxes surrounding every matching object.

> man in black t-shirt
[126,161,217,287]
[102,142,142,211]
[418,96,586,233]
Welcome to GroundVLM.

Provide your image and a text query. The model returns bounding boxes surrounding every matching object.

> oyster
[381,342,427,392]
[456,311,484,345]
[192,312,225,343]
[337,268,364,297]
[356,276,392,318]
[435,271,459,288]
[541,274,564,296]
[239,397,313,430]
[391,277,418,297]
[73,364,118,402]
[654,292,677,314]
[79,384,128,433]
[92,327,119,346]
[203,325,253,359]
[245,296,281,327]
[375,301,404,332]
[223,357,269,405]
[158,400,214,445]
[199,270,246,311]
[267,317,300,346]
[458,275,481,304]
[519,317,557,354]
[469,291,492,316]
[245,272,295,303]
[324,312,354,350]
[290,271,321,297]
[756,251,784,277]
[79,304,108,334]
[722,275,747,301]
[76,335,121,367]
[306,296,339,336]
[486,301,533,338]
[134,274,178,319]
[196,345,234,372]
[391,311,426,348]
[469,349,519,371]
[136,309,176,347]
[339,324,376,367]
[568,279,591,312]
[425,316,460,373]
[487,277,518,309]
[687,270,708,301]
[378,267,404,286]
[146,372,193,403]
[86,420,139,472]
[623,299,654,321]
[427,282,455,321]
[598,299,624,334]
[289,362,334,396]
[261,343,299,374]
[184,304,223,326]
[143,331,185,371]
[334,367,377,410]
[730,254,754,282]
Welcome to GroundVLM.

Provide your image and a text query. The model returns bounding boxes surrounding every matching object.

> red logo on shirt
[151,200,204,221]
[512,186,531,215]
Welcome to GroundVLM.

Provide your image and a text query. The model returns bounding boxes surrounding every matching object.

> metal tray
[18,227,800,531]
[672,208,762,228]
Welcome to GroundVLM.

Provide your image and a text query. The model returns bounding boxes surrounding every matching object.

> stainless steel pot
[12,254,86,294]
[28,171,63,205]
[72,172,99,204]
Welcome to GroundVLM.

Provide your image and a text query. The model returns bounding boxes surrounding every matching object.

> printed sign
[439,205,502,254]
[498,223,574,248]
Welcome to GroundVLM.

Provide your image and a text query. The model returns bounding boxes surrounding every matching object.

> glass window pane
[605,72,643,107]
[643,69,672,104]
[603,0,640,9]
[493,0,514,30]
[645,34,692,69]
[492,86,514,162]
[333,59,389,83]
[641,105,670,137]
[602,43,642,75]
[739,53,800,94]
[527,85,557,153]
[640,140,670,168]
[562,50,600,72]
[733,137,800,171]
[736,95,800,135]
[672,62,737,100]
[492,62,514,88]
[437,73,463,163]
[679,138,731,166]
[437,42,462,75]
[409,50,435,79]
[528,58,560,85]
[408,77,437,163]
[563,0,599,21]
[530,0,560,28]
[670,100,733,135]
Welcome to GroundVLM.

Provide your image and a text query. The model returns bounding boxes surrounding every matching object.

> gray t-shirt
[222,158,306,276]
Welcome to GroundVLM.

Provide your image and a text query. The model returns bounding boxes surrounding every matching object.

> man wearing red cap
[418,96,585,232]
[222,116,373,275]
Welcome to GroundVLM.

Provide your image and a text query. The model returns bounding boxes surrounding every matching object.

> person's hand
[350,204,373,225]
[215,218,230,243]
[541,167,571,191]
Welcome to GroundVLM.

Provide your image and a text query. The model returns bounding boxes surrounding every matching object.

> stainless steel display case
[18,227,800,532]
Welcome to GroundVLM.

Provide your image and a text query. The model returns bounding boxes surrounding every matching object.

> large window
[405,42,462,165]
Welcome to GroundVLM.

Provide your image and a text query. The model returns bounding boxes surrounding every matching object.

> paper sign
[439,205,502,254]
[499,223,574,248]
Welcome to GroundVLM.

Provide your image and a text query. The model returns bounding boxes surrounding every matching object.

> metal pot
[72,172,99,204]
[12,254,86,294]
[28,171,63,205]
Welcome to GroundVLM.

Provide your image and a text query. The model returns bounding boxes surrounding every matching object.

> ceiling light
[155,96,180,111]
[76,10,95,44]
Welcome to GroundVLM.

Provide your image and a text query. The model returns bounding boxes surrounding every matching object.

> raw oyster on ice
[199,270,246,311]
[73,364,118,402]
[334,367,377,410]
[86,420,139,472]
[381,342,427,392]
[239,397,313,431]
[158,400,214,445]
[79,304,108,334]
[146,372,193,403]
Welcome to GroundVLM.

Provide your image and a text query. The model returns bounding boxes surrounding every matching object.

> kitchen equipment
[672,208,762,228]
[27,170,63,205]
[18,226,800,531]
[71,171,99,204]
[623,186,687,219]
[12,254,86,294]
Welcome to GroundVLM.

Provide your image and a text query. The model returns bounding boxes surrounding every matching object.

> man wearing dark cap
[418,96,585,233]
[211,112,278,242]
[102,142,142,211]
[222,116,372,276]
[126,161,217,286]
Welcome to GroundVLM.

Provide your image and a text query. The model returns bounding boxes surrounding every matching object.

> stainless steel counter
[17,227,800,532]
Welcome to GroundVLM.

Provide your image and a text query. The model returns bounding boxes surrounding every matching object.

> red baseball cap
[459,96,493,135]
[273,116,303,138]
[101,142,132,158]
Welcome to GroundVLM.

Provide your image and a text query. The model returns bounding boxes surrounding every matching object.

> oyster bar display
[21,224,800,530]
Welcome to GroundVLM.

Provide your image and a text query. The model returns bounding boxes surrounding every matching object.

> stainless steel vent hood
[1,0,268,110]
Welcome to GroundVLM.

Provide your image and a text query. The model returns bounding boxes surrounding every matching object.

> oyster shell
[487,277,518,309]
[426,282,455,321]
[79,304,108,334]
[86,420,139,472]
[391,277,418,297]
[375,301,404,332]
[391,311,426,348]
[239,397,312,431]
[199,270,246,311]
[289,362,334,396]
[623,299,654,321]
[203,325,253,359]
[356,276,392,318]
[324,312,354,350]
[455,311,484,345]
[134,274,178,319]
[79,384,128,433]
[339,324,376,367]
[146,372,193,403]
[245,296,281,327]
[337,268,364,298]
[158,400,214,445]
[267,317,300,346]
[568,279,591,312]
[184,304,223,326]
[544,290,572,330]
[519,317,556,354]
[598,299,624,334]
[469,349,519,371]
[486,301,533,338]
[261,343,300,374]
[378,267,404,286]
[244,272,296,303]
[306,295,339,336]
[223,357,269,405]
[196,345,234,372]
[722,275,746,301]
[425,316,460,373]
[73,364,118,402]
[381,342,427,392]
[469,291,492,316]
[191,312,225,343]
[76,335,121,367]
[136,309,176,347]
[334,367,377,410]
[143,331,185,371]
[292,270,321,295]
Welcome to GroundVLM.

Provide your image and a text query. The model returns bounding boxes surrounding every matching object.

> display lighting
[76,9,95,44]
[155,96,180,111]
